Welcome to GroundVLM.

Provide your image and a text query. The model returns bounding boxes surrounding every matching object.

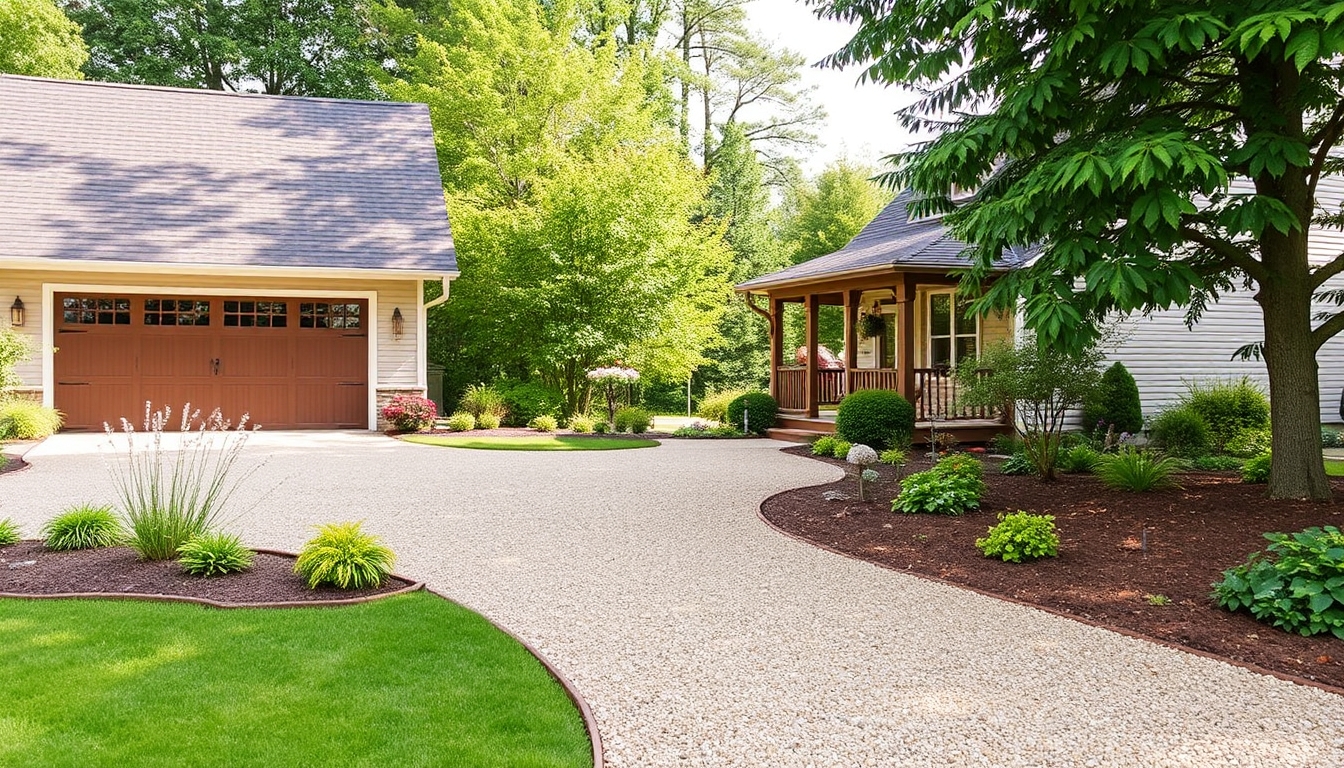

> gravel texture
[5,432,1344,766]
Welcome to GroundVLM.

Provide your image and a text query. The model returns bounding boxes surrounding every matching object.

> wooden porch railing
[913,367,998,422]
[772,366,1005,423]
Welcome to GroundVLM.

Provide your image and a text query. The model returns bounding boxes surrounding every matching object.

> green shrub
[1057,445,1101,474]
[1242,452,1272,484]
[294,522,395,590]
[1082,361,1144,436]
[831,439,853,459]
[892,454,987,515]
[988,433,1023,456]
[834,389,915,450]
[458,383,507,419]
[379,395,436,433]
[671,422,743,438]
[1191,454,1244,472]
[1182,377,1270,449]
[1149,407,1211,458]
[476,412,500,430]
[1323,426,1343,449]
[177,531,254,577]
[0,518,20,546]
[568,415,596,433]
[1000,453,1035,475]
[42,504,125,551]
[529,415,559,432]
[496,380,562,427]
[976,512,1060,563]
[1094,449,1181,492]
[0,398,64,439]
[697,388,750,423]
[879,448,907,466]
[811,435,838,456]
[0,327,34,391]
[1213,526,1344,638]
[1224,427,1271,458]
[614,407,652,434]
[593,421,609,434]
[726,392,777,436]
[446,412,475,432]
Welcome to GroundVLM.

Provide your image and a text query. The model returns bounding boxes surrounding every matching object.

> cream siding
[0,267,424,404]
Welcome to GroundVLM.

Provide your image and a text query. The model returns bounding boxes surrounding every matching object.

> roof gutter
[424,275,452,310]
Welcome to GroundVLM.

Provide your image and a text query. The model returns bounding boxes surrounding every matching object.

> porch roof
[736,190,1035,292]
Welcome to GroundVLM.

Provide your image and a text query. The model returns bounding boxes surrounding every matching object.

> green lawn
[1326,460,1344,476]
[405,434,658,451]
[0,593,590,768]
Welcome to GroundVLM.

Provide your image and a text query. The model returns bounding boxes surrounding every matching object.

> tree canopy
[0,0,87,78]
[818,0,1344,499]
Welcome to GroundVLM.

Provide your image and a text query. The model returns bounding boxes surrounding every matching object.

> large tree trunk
[1258,277,1331,500]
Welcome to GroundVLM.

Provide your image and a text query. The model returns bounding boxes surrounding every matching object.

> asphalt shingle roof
[737,190,1032,290]
[0,75,456,274]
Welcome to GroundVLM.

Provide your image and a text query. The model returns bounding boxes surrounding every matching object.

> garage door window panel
[300,302,361,329]
[224,300,288,328]
[145,299,211,327]
[62,296,131,326]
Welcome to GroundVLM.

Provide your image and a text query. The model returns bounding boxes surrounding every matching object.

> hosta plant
[178,531,254,577]
[893,454,987,515]
[976,512,1060,563]
[1242,452,1272,484]
[294,522,396,590]
[1213,527,1344,639]
[42,504,125,551]
[1000,453,1035,476]
[0,518,21,546]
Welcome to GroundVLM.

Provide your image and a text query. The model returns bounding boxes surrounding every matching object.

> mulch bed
[0,456,27,476]
[0,540,416,605]
[764,445,1344,692]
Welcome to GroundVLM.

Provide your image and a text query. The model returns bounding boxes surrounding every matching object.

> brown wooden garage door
[54,293,368,430]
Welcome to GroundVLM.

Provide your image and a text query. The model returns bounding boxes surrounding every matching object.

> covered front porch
[743,270,1015,444]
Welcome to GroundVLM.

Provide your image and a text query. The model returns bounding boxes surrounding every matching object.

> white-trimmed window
[928,291,978,367]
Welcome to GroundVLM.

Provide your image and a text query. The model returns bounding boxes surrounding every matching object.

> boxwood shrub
[834,389,915,451]
[1149,406,1211,457]
[726,392,777,436]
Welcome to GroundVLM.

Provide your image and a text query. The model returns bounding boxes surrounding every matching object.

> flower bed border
[756,453,1344,700]
[0,548,604,767]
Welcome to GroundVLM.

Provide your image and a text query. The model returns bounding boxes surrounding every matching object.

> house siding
[0,267,423,405]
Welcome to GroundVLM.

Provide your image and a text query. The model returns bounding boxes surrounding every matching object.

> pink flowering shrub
[381,395,437,432]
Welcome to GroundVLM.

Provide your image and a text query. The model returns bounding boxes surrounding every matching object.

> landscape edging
[754,469,1344,701]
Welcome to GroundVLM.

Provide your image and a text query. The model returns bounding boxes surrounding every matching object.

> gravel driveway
[5,433,1343,766]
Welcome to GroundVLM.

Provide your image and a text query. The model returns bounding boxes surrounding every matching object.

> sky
[744,0,918,174]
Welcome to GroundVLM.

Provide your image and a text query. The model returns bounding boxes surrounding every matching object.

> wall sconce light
[9,297,24,327]
[391,307,404,339]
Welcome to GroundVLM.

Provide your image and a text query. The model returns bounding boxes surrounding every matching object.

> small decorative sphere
[846,444,879,466]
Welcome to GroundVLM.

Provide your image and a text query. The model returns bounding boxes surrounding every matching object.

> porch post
[896,274,916,402]
[769,296,784,401]
[805,292,820,418]
[843,289,860,373]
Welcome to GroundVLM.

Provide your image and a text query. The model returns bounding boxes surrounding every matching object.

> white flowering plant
[587,366,640,427]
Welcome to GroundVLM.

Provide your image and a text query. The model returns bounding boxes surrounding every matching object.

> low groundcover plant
[178,530,255,577]
[976,511,1060,563]
[42,504,125,551]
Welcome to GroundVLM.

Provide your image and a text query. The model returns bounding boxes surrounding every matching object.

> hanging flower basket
[859,312,886,339]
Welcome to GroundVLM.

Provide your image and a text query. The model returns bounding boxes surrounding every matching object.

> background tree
[820,0,1344,499]
[66,0,378,96]
[0,0,87,78]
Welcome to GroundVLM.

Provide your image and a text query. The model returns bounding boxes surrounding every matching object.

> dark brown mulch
[0,540,416,605]
[765,445,1344,692]
[0,456,27,476]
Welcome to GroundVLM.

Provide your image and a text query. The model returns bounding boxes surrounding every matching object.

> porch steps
[765,427,827,443]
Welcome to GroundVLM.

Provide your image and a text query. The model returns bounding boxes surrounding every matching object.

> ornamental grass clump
[476,412,501,430]
[976,512,1060,563]
[567,415,596,433]
[1094,448,1181,492]
[0,397,64,439]
[529,415,558,432]
[893,454,986,515]
[178,531,254,577]
[294,522,395,590]
[104,403,258,561]
[42,504,125,551]
[457,383,507,420]
[0,518,19,546]
[1213,526,1344,639]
